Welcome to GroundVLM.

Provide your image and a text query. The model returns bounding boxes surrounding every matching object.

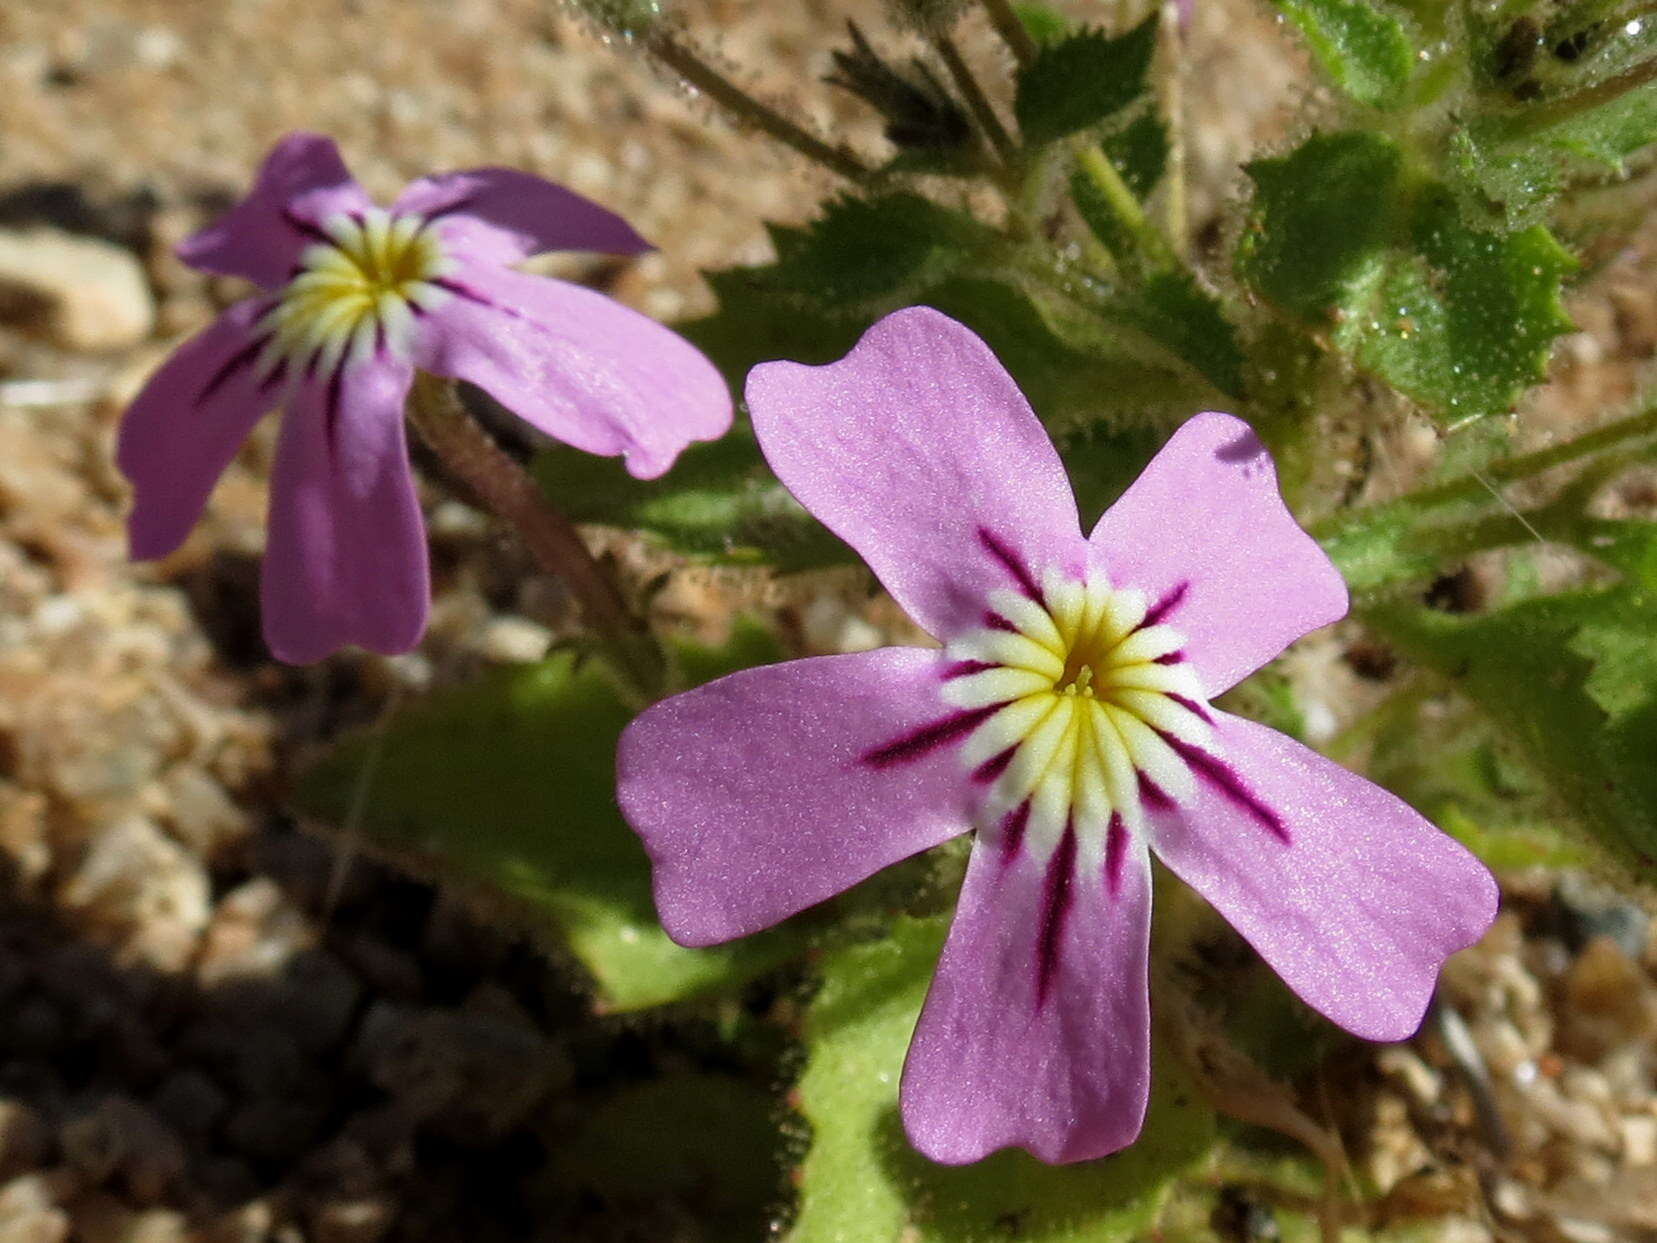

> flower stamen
[934,564,1220,866]
[254,207,453,379]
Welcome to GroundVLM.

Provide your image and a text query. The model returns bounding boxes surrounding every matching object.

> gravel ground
[2,0,1657,1240]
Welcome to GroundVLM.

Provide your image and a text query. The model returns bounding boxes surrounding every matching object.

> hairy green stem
[980,0,1039,66]
[1316,406,1657,596]
[1005,244,1215,389]
[1500,50,1657,136]
[1313,402,1657,543]
[1074,145,1152,243]
[1072,143,1180,273]
[644,31,873,183]
[405,375,666,703]
[1159,0,1189,260]
[1388,499,1576,577]
[932,31,1019,165]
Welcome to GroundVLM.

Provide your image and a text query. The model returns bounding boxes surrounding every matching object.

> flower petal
[745,307,1084,642]
[617,648,973,947]
[117,300,280,559]
[177,133,369,288]
[1088,412,1348,696]
[394,169,651,264]
[260,356,427,663]
[413,266,730,479]
[901,829,1153,1164]
[1146,711,1498,1042]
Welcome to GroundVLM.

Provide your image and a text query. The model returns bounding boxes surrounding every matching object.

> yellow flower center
[257,208,451,377]
[941,567,1213,869]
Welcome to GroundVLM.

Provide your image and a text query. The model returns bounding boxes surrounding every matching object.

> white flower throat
[256,208,453,378]
[940,567,1214,870]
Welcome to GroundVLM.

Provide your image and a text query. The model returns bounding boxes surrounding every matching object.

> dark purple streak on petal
[431,278,590,355]
[196,333,270,406]
[1143,580,1189,628]
[976,527,1042,601]
[972,746,1017,784]
[1138,773,1175,812]
[323,367,345,459]
[420,193,477,223]
[1166,738,1289,843]
[862,703,1001,768]
[433,277,499,310]
[280,208,331,247]
[1169,694,1213,724]
[1104,814,1127,896]
[942,659,996,679]
[997,800,1031,863]
[1035,826,1078,1007]
[1153,650,1184,666]
[983,612,1020,634]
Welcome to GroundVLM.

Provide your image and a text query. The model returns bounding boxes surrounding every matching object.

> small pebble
[1621,1115,1657,1166]
[310,1197,396,1243]
[0,227,154,352]
[478,616,552,664]
[59,1097,186,1205]
[56,816,210,973]
[0,1105,49,1182]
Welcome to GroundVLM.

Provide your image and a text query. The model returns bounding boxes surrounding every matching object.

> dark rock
[1549,872,1651,962]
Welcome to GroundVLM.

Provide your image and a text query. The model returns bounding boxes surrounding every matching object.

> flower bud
[827,22,974,159]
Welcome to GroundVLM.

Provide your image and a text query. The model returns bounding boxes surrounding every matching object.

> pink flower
[617,307,1497,1165]
[118,133,730,663]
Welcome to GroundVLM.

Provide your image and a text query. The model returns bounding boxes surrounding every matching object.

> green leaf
[1014,19,1158,146]
[1454,85,1657,230]
[1371,582,1657,876]
[1241,132,1574,423]
[682,184,1235,466]
[1348,675,1595,871]
[926,275,1223,423]
[766,193,998,305]
[1575,513,1657,584]
[1270,0,1414,108]
[1343,185,1575,422]
[682,276,858,381]
[1241,131,1406,318]
[1014,1,1072,44]
[534,428,851,571]
[1102,110,1169,198]
[1216,667,1308,743]
[692,258,1214,430]
[1064,173,1249,398]
[1317,502,1437,594]
[1060,422,1169,524]
[1125,270,1246,399]
[787,916,1217,1243]
[678,193,999,387]
[295,630,808,1011]
[646,276,1204,570]
[680,194,997,382]
[1449,10,1657,230]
